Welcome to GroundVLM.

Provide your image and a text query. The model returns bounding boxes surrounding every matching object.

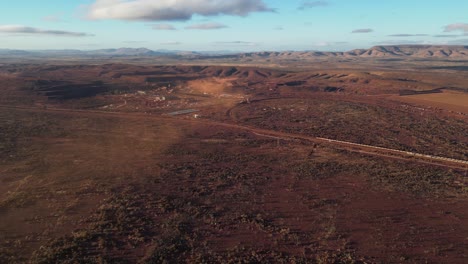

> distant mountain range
[234,45,468,59]
[0,48,198,57]
[1,45,467,59]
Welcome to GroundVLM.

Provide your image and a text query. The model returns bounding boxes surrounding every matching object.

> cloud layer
[0,25,93,37]
[352,28,373,33]
[444,23,468,35]
[152,24,176,30]
[433,34,460,38]
[87,0,272,21]
[185,22,227,30]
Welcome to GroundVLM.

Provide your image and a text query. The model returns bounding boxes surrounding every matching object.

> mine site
[1,1,468,263]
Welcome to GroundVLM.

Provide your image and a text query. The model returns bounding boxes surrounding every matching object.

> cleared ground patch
[394,91,468,113]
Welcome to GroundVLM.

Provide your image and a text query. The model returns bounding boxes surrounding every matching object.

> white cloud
[185,22,227,30]
[152,24,176,30]
[352,28,373,33]
[86,0,272,21]
[0,25,93,37]
[444,23,468,35]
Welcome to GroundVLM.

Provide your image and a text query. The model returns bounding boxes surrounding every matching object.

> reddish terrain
[0,63,467,263]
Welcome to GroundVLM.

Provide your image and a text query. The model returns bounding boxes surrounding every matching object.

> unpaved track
[1,104,467,170]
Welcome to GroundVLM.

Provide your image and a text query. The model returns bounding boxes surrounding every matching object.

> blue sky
[0,0,467,51]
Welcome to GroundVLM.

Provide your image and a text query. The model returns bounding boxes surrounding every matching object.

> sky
[0,0,467,51]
